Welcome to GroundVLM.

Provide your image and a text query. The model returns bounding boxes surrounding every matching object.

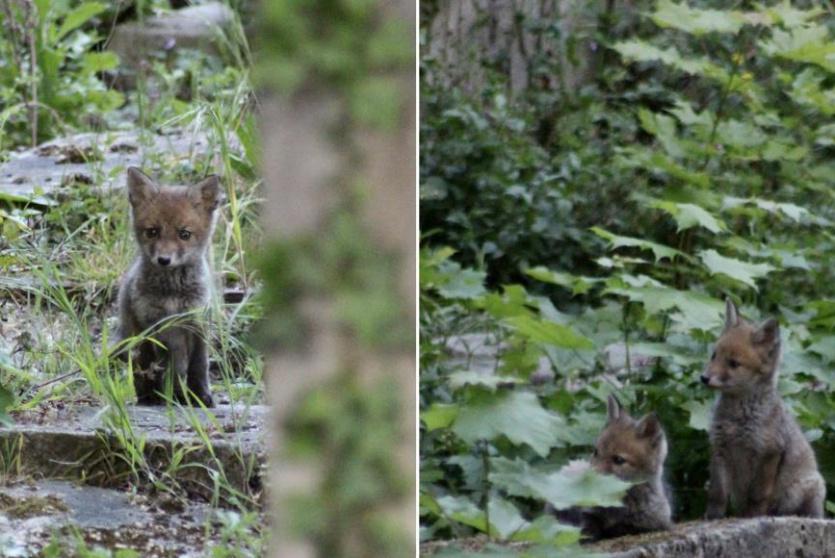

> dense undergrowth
[0,0,264,555]
[421,1,835,555]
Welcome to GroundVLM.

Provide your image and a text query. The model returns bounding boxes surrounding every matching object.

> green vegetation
[0,0,263,554]
[421,1,835,555]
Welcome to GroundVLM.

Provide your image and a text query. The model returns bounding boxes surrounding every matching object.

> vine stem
[481,440,492,539]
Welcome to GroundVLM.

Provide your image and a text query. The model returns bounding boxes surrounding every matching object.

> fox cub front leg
[705,453,729,519]
[186,333,213,407]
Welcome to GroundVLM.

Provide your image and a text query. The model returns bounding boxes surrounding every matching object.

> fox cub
[117,167,221,407]
[702,299,825,518]
[581,395,672,540]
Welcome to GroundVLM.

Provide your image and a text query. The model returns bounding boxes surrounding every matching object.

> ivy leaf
[591,227,685,262]
[489,457,631,509]
[699,249,775,290]
[638,109,684,158]
[453,392,566,456]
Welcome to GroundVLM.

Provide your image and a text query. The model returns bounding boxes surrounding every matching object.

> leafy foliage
[421,0,835,554]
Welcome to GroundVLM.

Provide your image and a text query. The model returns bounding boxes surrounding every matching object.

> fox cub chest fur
[701,299,825,518]
[581,395,672,540]
[117,167,221,407]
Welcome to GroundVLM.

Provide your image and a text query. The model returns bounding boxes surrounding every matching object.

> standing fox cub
[581,395,672,540]
[117,167,221,407]
[702,299,825,518]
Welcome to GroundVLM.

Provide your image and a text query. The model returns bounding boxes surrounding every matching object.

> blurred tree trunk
[257,0,415,556]
[422,0,624,95]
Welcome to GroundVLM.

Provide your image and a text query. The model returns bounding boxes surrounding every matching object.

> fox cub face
[701,298,780,395]
[127,167,221,268]
[591,395,667,482]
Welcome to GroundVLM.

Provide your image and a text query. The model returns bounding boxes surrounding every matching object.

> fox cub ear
[752,318,780,347]
[606,394,623,422]
[724,298,740,330]
[190,175,222,211]
[636,413,663,443]
[127,167,159,206]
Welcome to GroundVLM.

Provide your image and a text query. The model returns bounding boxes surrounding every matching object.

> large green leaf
[505,315,594,350]
[646,199,726,233]
[489,457,631,509]
[612,40,729,82]
[760,25,835,73]
[453,392,566,456]
[591,227,684,262]
[606,283,724,331]
[650,0,747,36]
[421,403,459,430]
[56,2,107,41]
[699,249,775,290]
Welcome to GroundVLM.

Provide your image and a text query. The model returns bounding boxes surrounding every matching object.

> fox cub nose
[700,374,710,385]
[157,256,171,266]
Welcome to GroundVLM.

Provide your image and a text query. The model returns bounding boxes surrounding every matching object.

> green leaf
[421,403,459,430]
[490,457,631,509]
[435,495,527,540]
[683,399,712,431]
[612,40,729,83]
[505,315,594,350]
[591,227,685,262]
[56,2,107,40]
[646,199,726,233]
[438,268,487,300]
[81,51,119,74]
[606,283,724,331]
[448,372,522,391]
[638,109,683,158]
[524,267,600,295]
[651,0,747,35]
[0,381,13,427]
[453,392,566,456]
[760,25,835,73]
[699,249,775,290]
[510,515,581,546]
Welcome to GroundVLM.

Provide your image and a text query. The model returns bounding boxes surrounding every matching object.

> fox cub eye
[178,229,192,240]
[612,455,626,466]
[144,228,159,239]
[727,358,740,369]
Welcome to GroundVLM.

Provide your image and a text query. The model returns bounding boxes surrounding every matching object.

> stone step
[0,404,267,500]
[0,128,239,201]
[0,479,218,556]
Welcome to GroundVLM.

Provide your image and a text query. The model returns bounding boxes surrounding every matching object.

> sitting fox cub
[581,395,672,540]
[702,299,825,518]
[117,167,221,407]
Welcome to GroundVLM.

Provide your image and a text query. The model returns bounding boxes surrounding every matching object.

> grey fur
[705,301,825,518]
[117,168,219,407]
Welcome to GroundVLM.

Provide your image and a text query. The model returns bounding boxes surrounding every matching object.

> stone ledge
[595,517,835,558]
